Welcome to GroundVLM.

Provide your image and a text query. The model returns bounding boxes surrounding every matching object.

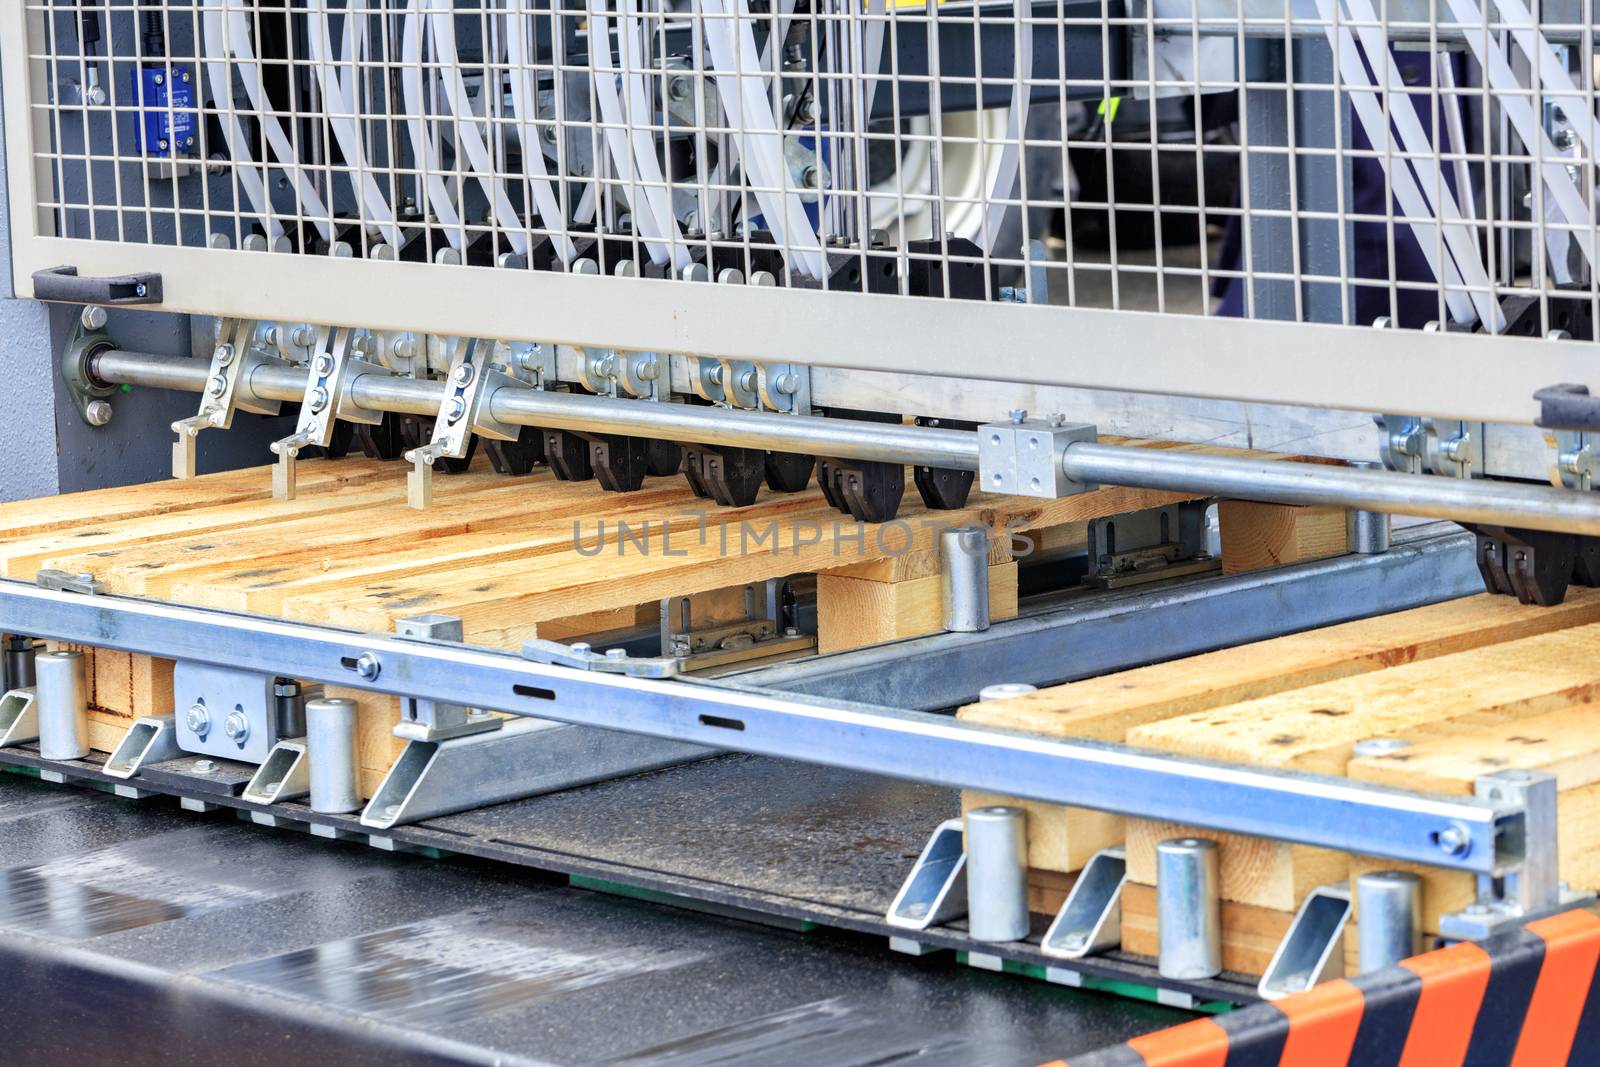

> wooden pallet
[0,440,1250,792]
[957,588,1600,976]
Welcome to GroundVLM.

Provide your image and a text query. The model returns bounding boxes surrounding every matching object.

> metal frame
[0,577,1523,875]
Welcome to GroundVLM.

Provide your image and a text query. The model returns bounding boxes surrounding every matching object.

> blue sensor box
[132,65,197,157]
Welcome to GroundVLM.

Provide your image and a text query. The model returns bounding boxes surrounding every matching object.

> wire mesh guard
[15,0,1600,335]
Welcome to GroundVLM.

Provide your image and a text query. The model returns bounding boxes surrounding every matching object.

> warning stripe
[1062,906,1600,1067]
[1512,910,1600,1067]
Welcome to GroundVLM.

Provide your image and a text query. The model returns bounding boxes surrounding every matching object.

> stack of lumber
[0,441,1230,793]
[958,589,1600,975]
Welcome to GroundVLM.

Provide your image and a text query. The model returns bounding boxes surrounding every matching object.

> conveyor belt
[0,772,1188,1066]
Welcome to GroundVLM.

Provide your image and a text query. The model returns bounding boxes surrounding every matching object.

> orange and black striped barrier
[1053,907,1600,1067]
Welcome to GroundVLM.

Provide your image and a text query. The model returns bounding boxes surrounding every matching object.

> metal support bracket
[393,614,501,741]
[242,738,311,804]
[1427,419,1485,480]
[1258,882,1353,1000]
[175,319,285,479]
[885,819,969,930]
[172,661,281,764]
[1549,430,1596,492]
[659,581,812,670]
[520,637,685,678]
[0,688,38,747]
[60,311,120,427]
[1439,768,1575,941]
[36,569,104,595]
[404,337,506,509]
[978,418,1097,498]
[1085,502,1218,588]
[103,714,185,778]
[1041,846,1126,959]
[361,716,708,829]
[270,326,363,499]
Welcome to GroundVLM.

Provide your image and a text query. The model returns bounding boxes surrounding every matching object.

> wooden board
[1217,501,1348,575]
[955,589,1600,876]
[0,444,1228,788]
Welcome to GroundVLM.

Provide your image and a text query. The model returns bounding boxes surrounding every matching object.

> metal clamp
[520,638,684,678]
[393,614,501,741]
[35,569,105,595]
[978,416,1097,498]
[404,338,516,509]
[1550,430,1597,492]
[271,326,366,499]
[175,319,287,479]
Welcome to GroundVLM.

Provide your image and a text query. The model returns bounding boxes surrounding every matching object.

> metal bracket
[1549,430,1596,491]
[1085,503,1218,588]
[687,355,728,404]
[35,569,104,595]
[403,338,510,509]
[885,818,969,930]
[978,418,1097,498]
[103,714,185,779]
[1427,419,1485,480]
[520,638,685,678]
[755,363,812,415]
[361,716,707,829]
[1378,413,1427,474]
[0,688,38,747]
[271,326,364,500]
[1258,882,1352,1000]
[59,311,119,427]
[1041,846,1126,959]
[393,614,501,741]
[242,738,310,804]
[172,661,280,764]
[659,581,812,670]
[174,319,286,479]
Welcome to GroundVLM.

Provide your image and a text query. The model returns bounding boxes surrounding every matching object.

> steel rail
[0,578,1517,873]
[91,348,1600,534]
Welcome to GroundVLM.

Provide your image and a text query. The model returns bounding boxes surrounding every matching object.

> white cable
[1314,0,1481,325]
[1330,0,1502,328]
[981,0,1032,252]
[401,3,466,250]
[702,0,825,277]
[198,6,280,240]
[586,0,680,265]
[202,0,334,242]
[426,3,530,256]
[621,0,692,267]
[1437,0,1591,280]
[505,1,579,262]
[305,3,402,247]
[1492,0,1600,160]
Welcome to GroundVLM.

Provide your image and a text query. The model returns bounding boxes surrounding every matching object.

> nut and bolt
[801,165,820,189]
[312,353,334,376]
[1009,408,1028,424]
[80,306,107,331]
[307,387,330,414]
[213,342,235,366]
[443,396,467,422]
[451,362,476,387]
[192,759,217,773]
[775,372,799,395]
[222,710,250,743]
[291,325,316,347]
[352,652,381,680]
[205,375,228,398]
[1436,822,1473,858]
[667,76,691,101]
[605,648,628,661]
[636,355,660,381]
[84,400,114,427]
[185,703,210,737]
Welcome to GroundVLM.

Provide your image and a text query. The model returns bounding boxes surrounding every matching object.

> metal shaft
[941,526,991,633]
[1157,836,1222,980]
[90,349,1600,535]
[306,696,361,814]
[1356,870,1422,973]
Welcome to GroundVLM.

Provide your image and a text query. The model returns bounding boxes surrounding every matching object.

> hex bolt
[637,355,660,381]
[222,709,250,744]
[775,372,799,395]
[312,353,334,376]
[84,400,114,427]
[452,362,476,387]
[307,387,330,414]
[352,652,381,680]
[1009,408,1028,424]
[292,325,316,348]
[444,396,467,423]
[213,342,235,366]
[80,306,107,331]
[205,375,227,398]
[185,702,211,737]
[1436,822,1473,858]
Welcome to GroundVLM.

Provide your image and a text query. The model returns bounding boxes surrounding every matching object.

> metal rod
[1063,443,1600,536]
[89,348,1600,534]
[0,578,1518,874]
[941,526,991,632]
[1356,870,1422,973]
[306,695,361,814]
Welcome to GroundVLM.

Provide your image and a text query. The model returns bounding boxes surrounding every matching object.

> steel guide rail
[90,347,1600,535]
[0,579,1519,875]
